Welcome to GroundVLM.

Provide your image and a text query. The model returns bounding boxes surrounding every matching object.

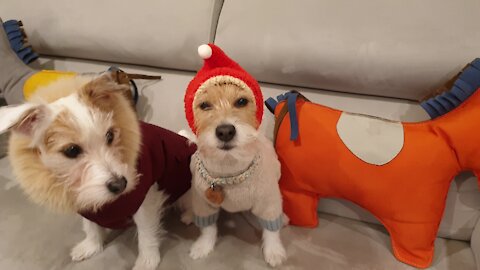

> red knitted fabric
[184,44,263,133]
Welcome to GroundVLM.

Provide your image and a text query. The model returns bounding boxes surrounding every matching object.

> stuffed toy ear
[0,103,49,136]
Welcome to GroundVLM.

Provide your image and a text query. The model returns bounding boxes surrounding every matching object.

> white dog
[0,72,196,270]
[182,44,287,267]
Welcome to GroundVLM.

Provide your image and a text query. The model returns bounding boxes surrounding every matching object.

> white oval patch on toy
[336,112,404,165]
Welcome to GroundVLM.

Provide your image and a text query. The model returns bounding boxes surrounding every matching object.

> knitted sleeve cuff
[257,214,283,231]
[194,212,219,228]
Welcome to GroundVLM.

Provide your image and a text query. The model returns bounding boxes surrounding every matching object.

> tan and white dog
[182,44,287,267]
[0,72,195,270]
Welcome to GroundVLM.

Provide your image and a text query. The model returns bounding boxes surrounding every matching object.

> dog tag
[205,184,224,205]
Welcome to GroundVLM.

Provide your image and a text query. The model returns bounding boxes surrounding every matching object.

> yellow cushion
[23,70,77,101]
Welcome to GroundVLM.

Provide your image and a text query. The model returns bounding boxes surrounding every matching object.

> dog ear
[0,103,50,137]
[79,72,131,109]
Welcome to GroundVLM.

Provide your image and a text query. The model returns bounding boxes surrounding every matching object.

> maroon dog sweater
[80,121,196,230]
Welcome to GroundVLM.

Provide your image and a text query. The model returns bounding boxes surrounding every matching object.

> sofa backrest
[0,0,224,71]
[215,0,480,100]
[3,0,480,100]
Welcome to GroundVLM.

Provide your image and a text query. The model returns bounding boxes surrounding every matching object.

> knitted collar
[193,152,260,187]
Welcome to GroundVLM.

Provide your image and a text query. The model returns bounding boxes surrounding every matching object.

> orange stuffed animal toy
[266,58,480,268]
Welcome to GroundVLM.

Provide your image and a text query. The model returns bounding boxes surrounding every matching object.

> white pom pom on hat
[197,44,212,59]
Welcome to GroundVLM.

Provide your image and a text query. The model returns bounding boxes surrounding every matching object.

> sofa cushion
[215,0,480,100]
[0,155,475,269]
[0,0,223,71]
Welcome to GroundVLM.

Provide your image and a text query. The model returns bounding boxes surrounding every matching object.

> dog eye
[62,144,82,159]
[199,102,212,111]
[234,98,249,108]
[106,129,114,145]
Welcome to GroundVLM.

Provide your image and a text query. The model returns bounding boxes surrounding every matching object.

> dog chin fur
[196,118,259,174]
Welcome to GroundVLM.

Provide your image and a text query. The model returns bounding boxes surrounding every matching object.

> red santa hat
[184,44,263,133]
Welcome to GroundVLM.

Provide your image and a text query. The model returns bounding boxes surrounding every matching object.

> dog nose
[107,176,127,194]
[216,124,236,142]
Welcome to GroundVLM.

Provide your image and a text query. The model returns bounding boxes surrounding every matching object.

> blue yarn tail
[421,58,480,119]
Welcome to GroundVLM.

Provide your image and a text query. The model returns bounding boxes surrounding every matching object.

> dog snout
[106,176,127,194]
[216,124,236,142]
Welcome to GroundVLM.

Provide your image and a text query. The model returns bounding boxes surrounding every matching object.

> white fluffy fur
[189,224,217,259]
[262,229,287,267]
[74,152,137,211]
[132,186,168,270]
[71,218,105,261]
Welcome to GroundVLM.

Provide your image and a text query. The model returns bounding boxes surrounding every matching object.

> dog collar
[194,152,260,187]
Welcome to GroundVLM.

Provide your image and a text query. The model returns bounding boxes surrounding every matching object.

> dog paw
[132,252,161,270]
[263,243,287,267]
[189,238,214,259]
[70,239,103,262]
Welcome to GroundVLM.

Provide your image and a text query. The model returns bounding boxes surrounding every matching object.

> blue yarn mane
[2,20,38,64]
[421,58,480,119]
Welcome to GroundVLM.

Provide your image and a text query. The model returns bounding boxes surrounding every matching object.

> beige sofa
[1,0,480,269]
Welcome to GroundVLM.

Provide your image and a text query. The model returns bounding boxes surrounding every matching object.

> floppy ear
[0,103,50,137]
[79,72,131,109]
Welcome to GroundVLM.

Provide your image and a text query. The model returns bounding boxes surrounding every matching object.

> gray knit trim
[194,212,219,228]
[257,215,283,231]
